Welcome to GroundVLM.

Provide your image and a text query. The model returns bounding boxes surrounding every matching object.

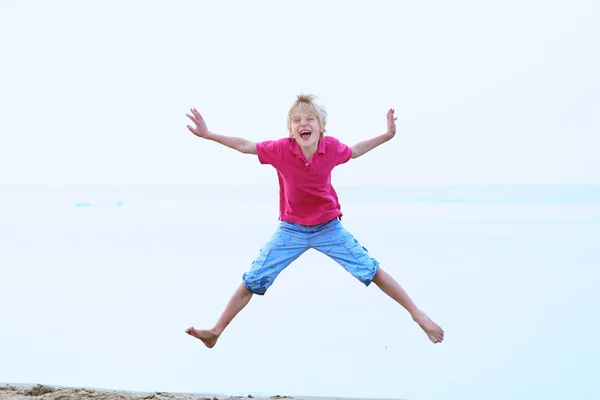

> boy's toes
[435,330,444,343]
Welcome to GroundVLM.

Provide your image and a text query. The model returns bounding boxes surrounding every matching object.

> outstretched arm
[351,108,397,159]
[186,108,257,155]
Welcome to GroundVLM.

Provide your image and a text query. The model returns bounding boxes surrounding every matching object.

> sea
[1,184,599,400]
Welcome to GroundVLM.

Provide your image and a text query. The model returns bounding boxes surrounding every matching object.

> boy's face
[289,108,323,149]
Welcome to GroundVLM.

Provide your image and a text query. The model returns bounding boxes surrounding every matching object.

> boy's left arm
[350,109,397,159]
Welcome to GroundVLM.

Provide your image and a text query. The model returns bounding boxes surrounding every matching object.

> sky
[0,0,598,188]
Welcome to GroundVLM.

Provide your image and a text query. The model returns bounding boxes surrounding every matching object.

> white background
[1,0,599,187]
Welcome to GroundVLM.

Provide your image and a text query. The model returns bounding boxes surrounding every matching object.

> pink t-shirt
[256,136,353,226]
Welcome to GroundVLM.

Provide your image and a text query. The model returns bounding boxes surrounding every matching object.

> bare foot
[413,312,444,343]
[185,326,219,348]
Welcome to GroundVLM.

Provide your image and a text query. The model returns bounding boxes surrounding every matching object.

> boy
[184,94,444,347]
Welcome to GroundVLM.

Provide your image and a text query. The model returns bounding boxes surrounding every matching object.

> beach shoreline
[0,384,404,400]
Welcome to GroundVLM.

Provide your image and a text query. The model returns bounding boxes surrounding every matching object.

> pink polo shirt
[256,136,353,226]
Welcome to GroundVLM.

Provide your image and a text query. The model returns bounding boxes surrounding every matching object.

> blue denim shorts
[242,218,379,295]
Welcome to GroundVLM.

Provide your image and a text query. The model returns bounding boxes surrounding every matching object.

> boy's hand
[386,108,397,137]
[186,108,211,139]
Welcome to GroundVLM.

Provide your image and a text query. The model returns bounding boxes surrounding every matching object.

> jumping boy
[184,94,444,347]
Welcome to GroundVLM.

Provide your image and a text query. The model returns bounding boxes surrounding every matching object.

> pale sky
[1,0,599,187]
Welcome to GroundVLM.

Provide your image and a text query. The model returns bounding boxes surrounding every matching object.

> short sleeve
[333,137,353,165]
[256,139,285,167]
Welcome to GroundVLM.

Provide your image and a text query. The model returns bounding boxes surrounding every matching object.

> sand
[0,385,392,400]
[0,385,292,400]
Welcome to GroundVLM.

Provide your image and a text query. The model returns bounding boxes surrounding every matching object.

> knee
[371,267,384,285]
[242,274,270,296]
[239,282,256,297]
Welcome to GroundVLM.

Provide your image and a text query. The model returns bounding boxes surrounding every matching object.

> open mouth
[299,130,312,140]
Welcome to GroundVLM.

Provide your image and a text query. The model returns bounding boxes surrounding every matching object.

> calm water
[1,185,599,400]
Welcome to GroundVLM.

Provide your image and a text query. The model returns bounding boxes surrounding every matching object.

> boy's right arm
[186,108,257,155]
[205,132,257,155]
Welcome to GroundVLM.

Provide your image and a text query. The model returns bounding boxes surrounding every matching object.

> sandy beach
[0,385,395,400]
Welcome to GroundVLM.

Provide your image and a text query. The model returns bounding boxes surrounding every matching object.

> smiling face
[289,107,324,149]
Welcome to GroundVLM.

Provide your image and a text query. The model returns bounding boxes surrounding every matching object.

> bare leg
[185,283,253,348]
[372,268,444,343]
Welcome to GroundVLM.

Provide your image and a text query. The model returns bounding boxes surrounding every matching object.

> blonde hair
[287,93,327,139]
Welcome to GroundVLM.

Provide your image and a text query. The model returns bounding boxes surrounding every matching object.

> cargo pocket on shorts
[251,246,274,270]
[343,237,369,264]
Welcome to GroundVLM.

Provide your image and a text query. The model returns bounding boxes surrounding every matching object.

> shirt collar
[289,137,326,157]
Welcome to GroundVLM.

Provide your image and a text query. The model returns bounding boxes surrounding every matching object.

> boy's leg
[185,283,252,348]
[371,268,444,343]
[186,222,308,348]
[310,219,444,343]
